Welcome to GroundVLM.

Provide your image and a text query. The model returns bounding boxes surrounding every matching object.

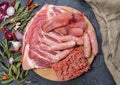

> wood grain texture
[33,6,96,81]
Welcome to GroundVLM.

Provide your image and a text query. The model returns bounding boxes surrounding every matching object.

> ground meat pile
[52,47,90,81]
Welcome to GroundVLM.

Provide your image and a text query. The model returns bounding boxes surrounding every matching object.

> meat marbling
[22,4,74,70]
[22,4,98,72]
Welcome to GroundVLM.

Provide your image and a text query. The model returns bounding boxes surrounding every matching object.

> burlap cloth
[85,0,120,85]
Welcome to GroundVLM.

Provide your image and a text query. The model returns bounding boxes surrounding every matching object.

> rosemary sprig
[1,1,38,32]
[0,39,12,58]
[14,1,20,11]
[2,9,30,27]
[0,0,39,84]
[0,40,29,84]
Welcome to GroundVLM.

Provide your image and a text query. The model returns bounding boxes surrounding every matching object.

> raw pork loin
[22,4,72,70]
[22,4,98,70]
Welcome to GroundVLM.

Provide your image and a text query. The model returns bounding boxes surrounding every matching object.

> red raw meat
[55,27,68,35]
[22,4,96,71]
[43,12,73,32]
[73,12,84,22]
[69,12,87,31]
[22,4,73,70]
[66,12,87,37]
[83,33,91,57]
[50,41,76,51]
[68,27,84,37]
[87,28,98,55]
[59,35,83,45]
[52,47,90,81]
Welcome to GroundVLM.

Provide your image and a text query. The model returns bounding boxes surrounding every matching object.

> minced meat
[52,47,90,81]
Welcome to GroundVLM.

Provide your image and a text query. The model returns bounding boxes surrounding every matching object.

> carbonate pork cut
[22,4,97,71]
[22,4,73,70]
[22,4,86,70]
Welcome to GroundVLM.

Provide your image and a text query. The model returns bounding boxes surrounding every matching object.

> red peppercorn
[10,0,15,7]
[28,3,39,10]
[4,30,13,40]
[20,59,23,64]
[1,27,6,33]
[26,0,33,7]
[2,75,9,80]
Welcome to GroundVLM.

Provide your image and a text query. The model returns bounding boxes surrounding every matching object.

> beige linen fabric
[85,0,120,84]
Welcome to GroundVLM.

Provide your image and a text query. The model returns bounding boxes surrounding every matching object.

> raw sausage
[83,33,91,57]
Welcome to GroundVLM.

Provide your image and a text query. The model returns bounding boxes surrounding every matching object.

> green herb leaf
[0,72,6,76]
[0,63,8,71]
[20,70,23,79]
[20,77,26,84]
[0,50,4,57]
[24,7,29,13]
[0,78,3,81]
[14,1,20,11]
[24,70,29,77]
[14,56,21,63]
[8,65,13,76]
[0,57,4,63]
[12,65,17,74]
[16,67,20,80]
[1,78,14,84]
[16,7,24,16]
[0,39,12,58]
[16,62,21,68]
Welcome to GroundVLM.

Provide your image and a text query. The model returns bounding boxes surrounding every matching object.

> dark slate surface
[0,0,116,85]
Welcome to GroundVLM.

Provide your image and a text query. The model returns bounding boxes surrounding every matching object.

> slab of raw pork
[22,4,75,70]
[22,4,90,70]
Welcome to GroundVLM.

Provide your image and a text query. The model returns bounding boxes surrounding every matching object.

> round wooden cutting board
[33,6,96,81]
